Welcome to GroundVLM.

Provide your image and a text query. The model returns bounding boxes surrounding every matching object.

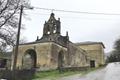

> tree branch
[0,0,20,28]
[0,0,9,14]
[0,7,18,28]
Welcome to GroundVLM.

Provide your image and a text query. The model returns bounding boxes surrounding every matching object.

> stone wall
[12,42,67,71]
[11,41,90,71]
[67,42,89,67]
[76,43,105,67]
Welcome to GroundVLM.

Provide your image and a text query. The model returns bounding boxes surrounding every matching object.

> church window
[53,26,57,33]
[51,20,54,23]
[47,31,50,34]
[53,29,56,33]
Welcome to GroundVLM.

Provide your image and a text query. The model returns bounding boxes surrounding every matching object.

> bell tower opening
[36,13,69,47]
[43,13,61,36]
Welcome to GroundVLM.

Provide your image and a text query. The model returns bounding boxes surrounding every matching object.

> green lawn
[32,67,105,80]
[33,70,80,80]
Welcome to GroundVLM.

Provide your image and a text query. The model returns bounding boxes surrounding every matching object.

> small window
[51,20,54,23]
[53,30,56,33]
[53,27,57,33]
[47,31,50,34]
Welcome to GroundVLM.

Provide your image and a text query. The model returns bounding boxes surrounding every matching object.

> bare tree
[0,0,29,53]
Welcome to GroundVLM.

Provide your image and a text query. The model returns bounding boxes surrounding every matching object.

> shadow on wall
[0,69,36,80]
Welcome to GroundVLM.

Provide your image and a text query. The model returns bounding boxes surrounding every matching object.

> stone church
[11,13,105,70]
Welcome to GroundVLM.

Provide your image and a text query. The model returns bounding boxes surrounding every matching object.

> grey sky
[21,0,120,52]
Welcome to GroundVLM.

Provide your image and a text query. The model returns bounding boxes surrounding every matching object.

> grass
[33,70,80,80]
[32,66,105,80]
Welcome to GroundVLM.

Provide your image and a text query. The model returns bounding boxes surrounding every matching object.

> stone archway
[58,51,64,69]
[22,49,37,69]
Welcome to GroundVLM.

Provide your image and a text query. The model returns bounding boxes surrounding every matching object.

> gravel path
[57,62,120,80]
[37,62,120,80]
[58,68,105,80]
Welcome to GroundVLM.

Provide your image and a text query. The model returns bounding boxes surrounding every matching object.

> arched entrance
[22,49,37,69]
[58,51,64,69]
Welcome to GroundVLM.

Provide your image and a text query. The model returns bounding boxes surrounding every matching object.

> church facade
[11,13,105,70]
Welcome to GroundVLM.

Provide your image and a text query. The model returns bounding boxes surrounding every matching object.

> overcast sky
[21,0,120,53]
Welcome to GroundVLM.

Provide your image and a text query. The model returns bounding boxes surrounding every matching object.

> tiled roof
[75,41,105,48]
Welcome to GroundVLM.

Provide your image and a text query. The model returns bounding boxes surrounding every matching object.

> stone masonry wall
[68,42,89,67]
[77,44,105,67]
[12,42,67,71]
